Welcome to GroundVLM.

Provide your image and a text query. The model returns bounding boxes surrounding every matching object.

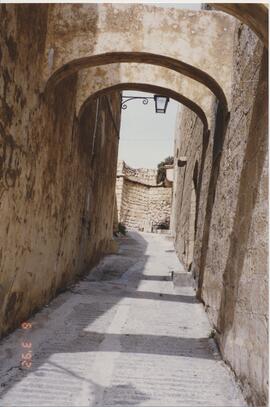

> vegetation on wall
[157,156,174,184]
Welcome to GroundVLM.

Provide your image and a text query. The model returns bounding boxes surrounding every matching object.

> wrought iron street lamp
[154,95,170,114]
[121,94,169,114]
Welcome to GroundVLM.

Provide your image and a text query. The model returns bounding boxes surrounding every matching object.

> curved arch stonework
[46,52,228,118]
[78,82,209,132]
[212,3,268,47]
[74,64,215,123]
[43,4,236,105]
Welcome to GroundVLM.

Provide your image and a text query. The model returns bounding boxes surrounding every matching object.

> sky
[118,4,201,169]
[118,91,179,169]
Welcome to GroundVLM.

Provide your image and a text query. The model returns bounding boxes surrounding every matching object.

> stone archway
[77,82,209,132]
[73,64,216,128]
[45,52,229,117]
[212,3,268,47]
[43,3,236,101]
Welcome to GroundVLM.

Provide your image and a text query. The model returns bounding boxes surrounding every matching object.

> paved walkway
[0,232,246,406]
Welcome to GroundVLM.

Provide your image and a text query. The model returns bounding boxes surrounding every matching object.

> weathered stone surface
[212,3,268,47]
[0,4,268,406]
[44,3,236,103]
[75,65,213,128]
[0,5,120,337]
[172,22,268,406]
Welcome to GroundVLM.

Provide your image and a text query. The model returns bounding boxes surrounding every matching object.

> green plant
[157,156,174,184]
[208,329,216,339]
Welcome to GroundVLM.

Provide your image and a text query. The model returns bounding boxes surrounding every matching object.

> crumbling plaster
[0,5,121,337]
[44,3,236,121]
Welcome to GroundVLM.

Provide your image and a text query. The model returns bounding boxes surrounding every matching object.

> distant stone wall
[116,161,172,232]
[117,161,157,185]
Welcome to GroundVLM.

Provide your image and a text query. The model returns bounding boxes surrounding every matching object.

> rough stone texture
[0,5,120,338]
[0,232,246,407]
[75,64,214,128]
[172,23,268,406]
[44,4,236,100]
[202,26,268,407]
[172,106,205,270]
[117,160,157,185]
[44,3,237,131]
[0,4,268,406]
[116,161,172,232]
[211,4,268,47]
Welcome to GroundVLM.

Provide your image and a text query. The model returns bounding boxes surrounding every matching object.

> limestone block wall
[0,5,120,337]
[148,187,172,228]
[117,160,157,185]
[120,179,150,231]
[116,162,172,232]
[171,22,268,406]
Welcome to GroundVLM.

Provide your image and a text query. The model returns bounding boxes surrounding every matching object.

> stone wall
[0,5,120,337]
[172,105,211,270]
[117,160,157,185]
[44,3,236,122]
[172,22,268,406]
[0,4,268,405]
[116,161,172,232]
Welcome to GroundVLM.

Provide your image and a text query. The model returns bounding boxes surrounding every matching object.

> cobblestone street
[0,232,246,406]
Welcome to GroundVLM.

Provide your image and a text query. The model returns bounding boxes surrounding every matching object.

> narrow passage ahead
[0,232,246,406]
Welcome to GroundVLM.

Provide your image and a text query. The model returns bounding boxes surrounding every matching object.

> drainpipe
[91,97,100,160]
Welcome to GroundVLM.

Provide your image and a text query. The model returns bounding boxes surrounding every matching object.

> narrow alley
[0,233,245,406]
[0,4,268,406]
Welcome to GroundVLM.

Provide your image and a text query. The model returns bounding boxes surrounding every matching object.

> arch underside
[74,63,215,125]
[44,3,268,135]
[44,3,267,85]
[46,52,228,116]
[44,3,237,102]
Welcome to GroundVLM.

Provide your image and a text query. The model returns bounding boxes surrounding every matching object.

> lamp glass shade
[154,95,169,113]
